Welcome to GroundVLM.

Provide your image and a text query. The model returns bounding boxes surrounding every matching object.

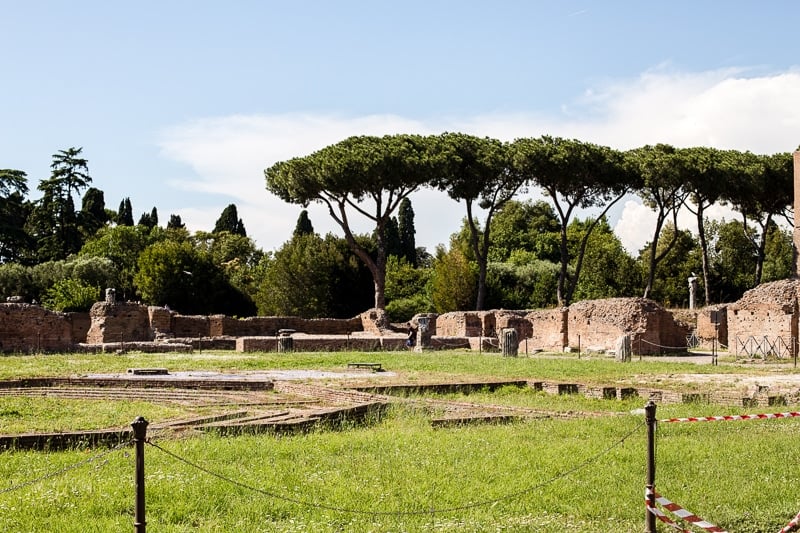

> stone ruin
[0,303,89,353]
[725,279,800,358]
[435,298,690,356]
[0,296,694,356]
[0,286,792,358]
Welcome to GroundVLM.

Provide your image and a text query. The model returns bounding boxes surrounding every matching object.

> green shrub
[42,278,100,312]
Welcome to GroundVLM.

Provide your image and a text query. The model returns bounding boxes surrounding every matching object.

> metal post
[645,401,657,533]
[132,416,149,533]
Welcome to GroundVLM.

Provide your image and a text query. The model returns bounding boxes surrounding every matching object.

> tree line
[266,134,795,313]
[0,138,794,320]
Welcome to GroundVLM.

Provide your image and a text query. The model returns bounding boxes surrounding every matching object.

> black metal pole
[645,400,657,533]
[132,416,149,533]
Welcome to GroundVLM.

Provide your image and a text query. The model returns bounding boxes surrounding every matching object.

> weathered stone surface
[500,328,519,357]
[360,308,390,334]
[524,308,568,353]
[0,303,73,353]
[615,335,632,362]
[435,311,482,337]
[568,297,689,355]
[85,302,151,344]
[729,279,800,356]
[694,306,728,348]
[236,335,405,353]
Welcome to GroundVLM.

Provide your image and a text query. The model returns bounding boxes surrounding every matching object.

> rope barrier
[0,440,129,495]
[147,421,643,516]
[645,488,728,532]
[779,510,800,533]
[661,411,800,424]
[433,340,472,348]
[639,338,690,351]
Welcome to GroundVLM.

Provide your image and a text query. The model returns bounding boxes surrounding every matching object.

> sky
[2,1,798,255]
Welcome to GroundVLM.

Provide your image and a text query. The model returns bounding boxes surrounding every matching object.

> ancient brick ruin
[1,296,694,355]
[0,304,88,353]
[436,298,690,356]
[727,279,800,358]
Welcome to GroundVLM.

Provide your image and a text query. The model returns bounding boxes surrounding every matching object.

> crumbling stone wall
[68,312,91,344]
[729,279,800,356]
[148,306,172,335]
[434,310,530,347]
[86,302,151,344]
[436,312,483,337]
[360,308,390,334]
[172,315,211,338]
[695,306,728,348]
[494,310,532,340]
[524,308,568,353]
[568,298,689,355]
[0,303,73,352]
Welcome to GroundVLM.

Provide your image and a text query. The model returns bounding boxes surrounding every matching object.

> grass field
[1,350,799,532]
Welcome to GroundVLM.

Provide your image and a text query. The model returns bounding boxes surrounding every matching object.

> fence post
[132,416,149,533]
[645,400,657,533]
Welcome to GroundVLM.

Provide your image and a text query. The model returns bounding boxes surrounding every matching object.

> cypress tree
[117,197,134,226]
[293,209,314,237]
[398,197,417,266]
[214,204,246,236]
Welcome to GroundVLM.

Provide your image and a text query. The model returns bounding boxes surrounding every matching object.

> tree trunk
[475,261,487,311]
[696,204,712,305]
[557,227,569,306]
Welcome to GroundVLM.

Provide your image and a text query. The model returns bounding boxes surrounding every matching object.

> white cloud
[614,199,743,255]
[614,200,657,254]
[157,67,800,252]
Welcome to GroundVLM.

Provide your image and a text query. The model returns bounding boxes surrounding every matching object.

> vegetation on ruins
[0,139,795,317]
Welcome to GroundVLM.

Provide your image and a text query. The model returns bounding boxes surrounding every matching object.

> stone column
[794,151,800,277]
[500,328,518,357]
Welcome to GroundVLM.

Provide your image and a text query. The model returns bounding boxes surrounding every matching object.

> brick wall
[524,308,568,352]
[436,312,483,337]
[567,298,689,355]
[86,302,151,344]
[729,279,800,357]
[0,303,73,352]
[67,312,91,344]
[695,306,728,347]
[148,306,172,334]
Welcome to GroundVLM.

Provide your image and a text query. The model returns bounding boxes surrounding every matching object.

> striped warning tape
[661,411,800,424]
[645,488,728,533]
[779,510,800,533]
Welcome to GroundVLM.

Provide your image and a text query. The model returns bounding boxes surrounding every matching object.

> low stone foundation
[236,335,407,353]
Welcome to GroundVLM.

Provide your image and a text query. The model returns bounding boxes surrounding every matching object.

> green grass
[1,350,799,531]
[1,406,799,532]
[0,349,790,385]
[0,397,193,433]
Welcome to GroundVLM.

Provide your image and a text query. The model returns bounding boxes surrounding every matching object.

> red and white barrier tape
[645,488,728,533]
[661,411,800,424]
[779,510,800,533]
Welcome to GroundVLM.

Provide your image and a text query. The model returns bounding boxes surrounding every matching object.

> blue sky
[2,1,798,254]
